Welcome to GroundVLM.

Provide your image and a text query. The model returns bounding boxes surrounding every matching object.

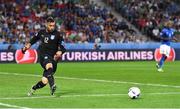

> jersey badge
[50,35,55,40]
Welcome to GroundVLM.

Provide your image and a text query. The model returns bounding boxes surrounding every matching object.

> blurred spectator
[0,0,141,44]
[105,0,180,41]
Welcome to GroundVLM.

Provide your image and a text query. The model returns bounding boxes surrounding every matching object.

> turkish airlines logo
[15,49,38,64]
[154,48,176,62]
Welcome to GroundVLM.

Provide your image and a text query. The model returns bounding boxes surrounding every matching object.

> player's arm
[21,43,31,54]
[172,35,179,42]
[54,34,66,61]
[22,32,41,54]
[54,45,66,61]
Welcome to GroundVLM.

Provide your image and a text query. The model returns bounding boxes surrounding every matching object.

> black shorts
[39,54,57,76]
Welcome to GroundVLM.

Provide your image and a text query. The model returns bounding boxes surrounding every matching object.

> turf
[0,61,180,108]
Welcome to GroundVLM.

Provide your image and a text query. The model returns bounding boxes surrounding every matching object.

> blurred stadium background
[0,0,180,108]
[0,0,180,62]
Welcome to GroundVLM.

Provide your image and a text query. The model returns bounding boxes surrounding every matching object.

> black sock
[48,75,55,88]
[32,81,46,90]
[45,68,55,88]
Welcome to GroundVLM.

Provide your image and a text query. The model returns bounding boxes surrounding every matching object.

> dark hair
[46,17,55,22]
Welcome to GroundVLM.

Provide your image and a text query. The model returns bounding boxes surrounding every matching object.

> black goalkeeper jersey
[30,29,66,57]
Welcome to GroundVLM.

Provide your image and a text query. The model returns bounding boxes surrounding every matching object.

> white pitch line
[1,92,180,100]
[0,96,54,100]
[1,72,180,88]
[0,102,30,109]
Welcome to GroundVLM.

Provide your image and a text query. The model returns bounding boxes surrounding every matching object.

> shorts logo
[50,35,55,40]
[154,48,176,62]
[15,49,38,64]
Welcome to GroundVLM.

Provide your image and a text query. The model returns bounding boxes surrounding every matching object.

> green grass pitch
[0,61,180,108]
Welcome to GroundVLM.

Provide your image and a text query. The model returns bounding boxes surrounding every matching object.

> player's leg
[157,54,167,71]
[50,61,57,95]
[27,55,48,96]
[43,62,57,95]
[28,72,49,96]
[32,72,48,90]
[156,45,170,72]
[41,55,57,95]
[45,63,54,86]
[28,62,56,96]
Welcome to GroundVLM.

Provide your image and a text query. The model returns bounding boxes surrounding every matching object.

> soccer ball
[128,87,141,99]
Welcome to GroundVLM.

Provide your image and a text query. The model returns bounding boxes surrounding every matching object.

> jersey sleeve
[29,31,41,45]
[160,29,166,37]
[58,32,66,54]
[171,29,176,37]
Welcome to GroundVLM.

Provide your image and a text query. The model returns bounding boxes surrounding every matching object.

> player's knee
[46,63,53,70]
[42,77,48,84]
